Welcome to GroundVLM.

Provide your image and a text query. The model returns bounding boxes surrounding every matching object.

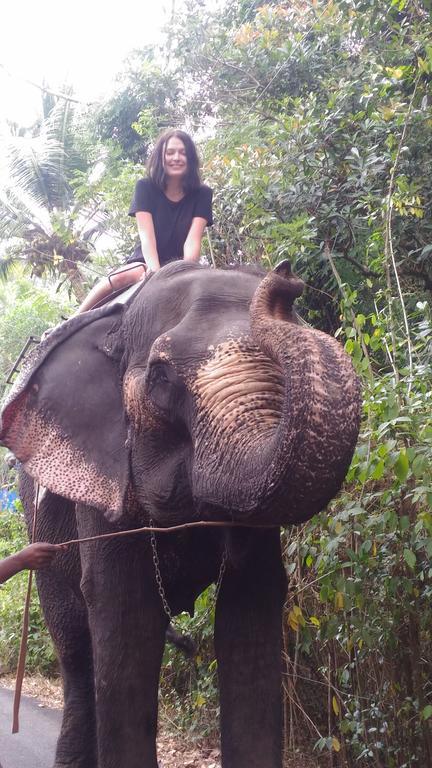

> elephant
[0,260,361,768]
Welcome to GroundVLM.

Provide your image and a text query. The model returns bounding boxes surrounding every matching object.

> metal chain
[149,518,228,623]
[214,545,228,602]
[149,519,173,622]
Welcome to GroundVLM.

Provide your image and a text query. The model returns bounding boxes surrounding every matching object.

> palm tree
[0,95,106,302]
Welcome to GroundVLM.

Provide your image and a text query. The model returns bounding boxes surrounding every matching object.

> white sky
[0,0,176,126]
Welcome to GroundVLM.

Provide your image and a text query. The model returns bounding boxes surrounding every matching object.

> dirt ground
[1,674,322,768]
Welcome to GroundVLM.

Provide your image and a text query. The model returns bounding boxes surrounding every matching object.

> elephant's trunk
[193,271,361,526]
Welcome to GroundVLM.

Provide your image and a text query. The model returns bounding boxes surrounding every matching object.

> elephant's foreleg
[54,630,96,768]
[77,507,168,768]
[214,529,287,768]
[24,482,97,768]
[35,571,97,768]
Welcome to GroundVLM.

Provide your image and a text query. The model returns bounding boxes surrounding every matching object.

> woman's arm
[183,217,208,263]
[136,211,160,271]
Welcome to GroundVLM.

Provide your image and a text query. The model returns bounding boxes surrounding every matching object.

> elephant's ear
[0,306,130,521]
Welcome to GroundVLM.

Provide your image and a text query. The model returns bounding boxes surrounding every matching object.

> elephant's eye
[144,360,190,431]
[147,363,170,390]
[146,362,183,419]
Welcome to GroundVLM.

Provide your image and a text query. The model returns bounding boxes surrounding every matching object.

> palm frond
[82,220,108,241]
[75,200,109,238]
[43,98,76,208]
[0,252,26,282]
[6,136,51,207]
[0,191,33,242]
[5,134,68,211]
[0,187,52,238]
[0,101,97,296]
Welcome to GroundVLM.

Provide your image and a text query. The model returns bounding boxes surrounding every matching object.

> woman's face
[163,136,188,180]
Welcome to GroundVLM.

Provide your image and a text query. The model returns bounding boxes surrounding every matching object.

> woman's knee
[108,263,146,290]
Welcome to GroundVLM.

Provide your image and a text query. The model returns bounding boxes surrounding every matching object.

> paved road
[0,687,60,768]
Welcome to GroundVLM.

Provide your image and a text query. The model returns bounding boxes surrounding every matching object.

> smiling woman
[77,129,213,313]
[128,129,213,270]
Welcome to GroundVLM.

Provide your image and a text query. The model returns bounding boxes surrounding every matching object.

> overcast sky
[0,0,175,126]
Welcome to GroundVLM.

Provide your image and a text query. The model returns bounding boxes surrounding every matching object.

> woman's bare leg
[77,262,146,313]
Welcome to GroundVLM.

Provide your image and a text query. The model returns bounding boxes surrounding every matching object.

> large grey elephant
[0,261,361,768]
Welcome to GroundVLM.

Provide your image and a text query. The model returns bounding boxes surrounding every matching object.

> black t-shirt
[128,178,213,266]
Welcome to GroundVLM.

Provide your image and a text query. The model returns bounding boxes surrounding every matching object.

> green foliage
[0,275,71,397]
[0,506,57,675]
[284,289,432,764]
[160,588,220,738]
[0,97,116,300]
[169,0,432,330]
[93,48,185,162]
[85,158,142,266]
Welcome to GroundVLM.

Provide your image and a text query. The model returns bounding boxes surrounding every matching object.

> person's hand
[17,542,61,570]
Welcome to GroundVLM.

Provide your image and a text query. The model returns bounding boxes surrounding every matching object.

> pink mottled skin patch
[3,402,123,517]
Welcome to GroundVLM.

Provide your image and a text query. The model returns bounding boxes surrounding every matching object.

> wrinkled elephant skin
[0,262,361,768]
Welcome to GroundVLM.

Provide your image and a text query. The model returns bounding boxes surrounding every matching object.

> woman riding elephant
[78,129,213,312]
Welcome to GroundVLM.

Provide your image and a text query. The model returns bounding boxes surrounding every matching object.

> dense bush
[0,504,57,676]
[283,296,432,765]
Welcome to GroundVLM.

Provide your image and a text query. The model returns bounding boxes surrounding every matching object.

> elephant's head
[0,262,361,527]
